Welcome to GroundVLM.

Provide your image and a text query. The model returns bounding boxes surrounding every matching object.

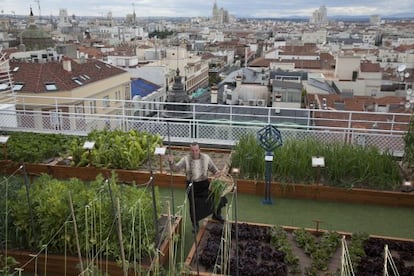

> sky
[1,0,413,18]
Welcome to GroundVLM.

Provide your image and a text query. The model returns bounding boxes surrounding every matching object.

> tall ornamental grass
[231,134,402,191]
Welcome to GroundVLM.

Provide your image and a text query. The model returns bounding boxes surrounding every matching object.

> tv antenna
[406,88,414,110]
[33,0,41,20]
[131,3,136,25]
[396,64,409,88]
[397,64,406,73]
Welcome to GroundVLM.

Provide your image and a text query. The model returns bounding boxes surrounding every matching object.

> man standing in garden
[168,142,227,232]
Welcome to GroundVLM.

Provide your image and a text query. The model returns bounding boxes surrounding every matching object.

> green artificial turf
[158,186,414,260]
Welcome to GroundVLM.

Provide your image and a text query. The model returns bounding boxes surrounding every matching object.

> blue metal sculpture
[257,124,283,204]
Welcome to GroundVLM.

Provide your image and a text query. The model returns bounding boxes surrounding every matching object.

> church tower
[212,0,219,23]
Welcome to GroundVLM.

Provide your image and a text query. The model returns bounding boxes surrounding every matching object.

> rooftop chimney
[210,85,218,104]
[235,74,242,87]
[63,58,72,72]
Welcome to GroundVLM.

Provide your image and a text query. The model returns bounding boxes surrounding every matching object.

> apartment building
[149,45,209,94]
[8,57,131,130]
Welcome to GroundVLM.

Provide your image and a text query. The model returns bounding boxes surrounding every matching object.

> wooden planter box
[223,178,414,208]
[184,220,414,275]
[1,160,413,208]
[2,215,182,276]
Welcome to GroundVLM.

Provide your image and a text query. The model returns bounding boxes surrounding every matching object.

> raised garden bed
[2,215,182,276]
[1,160,413,208]
[184,220,414,275]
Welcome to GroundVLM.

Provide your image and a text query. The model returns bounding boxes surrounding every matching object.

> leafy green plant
[1,132,75,163]
[67,136,87,166]
[0,255,19,275]
[270,226,301,274]
[230,133,264,180]
[293,228,317,255]
[208,179,228,213]
[402,114,414,179]
[293,228,341,274]
[231,135,402,190]
[7,173,160,266]
[71,129,164,169]
[348,232,369,267]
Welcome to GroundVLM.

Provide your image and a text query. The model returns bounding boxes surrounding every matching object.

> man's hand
[214,170,223,177]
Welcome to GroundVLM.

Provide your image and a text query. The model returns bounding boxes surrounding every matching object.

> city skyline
[2,0,414,19]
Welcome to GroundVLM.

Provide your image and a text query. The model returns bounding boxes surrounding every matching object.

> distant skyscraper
[212,0,219,22]
[58,8,72,28]
[310,5,328,25]
[370,15,381,25]
[211,0,229,25]
[59,9,69,24]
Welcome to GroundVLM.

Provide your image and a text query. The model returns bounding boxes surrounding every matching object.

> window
[72,77,83,85]
[125,86,130,100]
[275,90,300,103]
[13,82,24,91]
[89,101,96,114]
[45,82,58,91]
[103,96,110,107]
[0,83,8,91]
[75,104,84,114]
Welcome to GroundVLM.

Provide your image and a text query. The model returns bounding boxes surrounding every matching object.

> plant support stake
[116,197,128,276]
[167,121,175,215]
[21,163,36,243]
[147,142,159,247]
[68,192,84,273]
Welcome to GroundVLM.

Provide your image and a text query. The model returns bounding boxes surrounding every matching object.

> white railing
[0,95,411,155]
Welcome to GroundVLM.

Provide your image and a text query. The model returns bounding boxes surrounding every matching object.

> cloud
[2,0,414,18]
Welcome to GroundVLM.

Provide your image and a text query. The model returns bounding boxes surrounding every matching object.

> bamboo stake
[68,192,84,273]
[22,164,36,243]
[167,121,176,215]
[166,201,175,275]
[116,197,128,276]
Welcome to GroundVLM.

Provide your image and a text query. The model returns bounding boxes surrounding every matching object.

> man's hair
[190,142,199,147]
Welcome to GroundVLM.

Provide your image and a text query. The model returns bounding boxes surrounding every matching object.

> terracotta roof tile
[249,57,273,67]
[11,58,127,93]
[306,94,411,132]
[360,62,380,72]
[77,46,104,59]
[279,44,318,55]
[394,44,414,52]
